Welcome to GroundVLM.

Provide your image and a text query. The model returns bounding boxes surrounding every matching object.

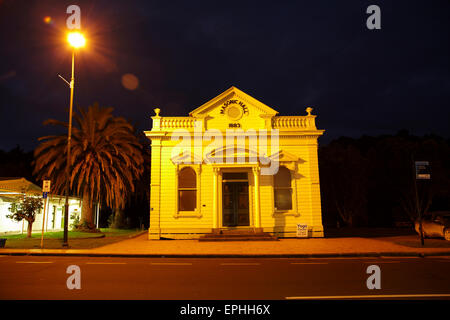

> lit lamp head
[67,32,86,48]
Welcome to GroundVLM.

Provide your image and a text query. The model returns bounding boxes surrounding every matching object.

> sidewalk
[1,232,450,258]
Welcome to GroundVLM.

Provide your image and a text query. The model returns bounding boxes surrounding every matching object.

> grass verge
[0,228,145,249]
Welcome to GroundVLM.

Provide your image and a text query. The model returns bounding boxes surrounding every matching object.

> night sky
[0,0,449,151]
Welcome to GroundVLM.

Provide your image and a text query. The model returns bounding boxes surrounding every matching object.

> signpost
[414,161,431,246]
[40,180,51,249]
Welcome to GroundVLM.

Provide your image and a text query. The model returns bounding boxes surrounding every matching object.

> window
[274,166,292,211]
[178,167,197,211]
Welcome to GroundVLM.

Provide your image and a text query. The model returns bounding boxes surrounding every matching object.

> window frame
[174,165,202,218]
[272,165,298,216]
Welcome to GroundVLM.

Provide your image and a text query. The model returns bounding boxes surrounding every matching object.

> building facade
[145,87,324,239]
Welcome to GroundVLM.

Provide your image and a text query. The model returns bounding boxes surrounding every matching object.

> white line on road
[86,262,127,265]
[286,293,450,300]
[15,261,54,264]
[150,262,193,266]
[220,263,261,266]
[290,262,329,265]
[364,261,401,264]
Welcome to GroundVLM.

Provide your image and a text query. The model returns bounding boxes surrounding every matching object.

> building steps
[198,229,278,241]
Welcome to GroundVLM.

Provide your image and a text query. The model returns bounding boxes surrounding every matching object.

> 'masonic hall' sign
[145,86,325,239]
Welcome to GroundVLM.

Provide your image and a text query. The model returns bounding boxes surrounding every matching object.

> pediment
[171,150,203,164]
[204,146,270,164]
[268,150,300,162]
[189,86,278,119]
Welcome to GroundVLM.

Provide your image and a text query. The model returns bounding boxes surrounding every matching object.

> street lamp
[62,31,85,247]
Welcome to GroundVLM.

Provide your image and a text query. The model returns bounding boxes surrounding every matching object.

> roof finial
[154,108,161,117]
[306,107,313,116]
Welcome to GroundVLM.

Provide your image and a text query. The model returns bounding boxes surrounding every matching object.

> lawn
[0,228,145,249]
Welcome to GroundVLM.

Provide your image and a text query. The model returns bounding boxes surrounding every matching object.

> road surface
[0,255,449,300]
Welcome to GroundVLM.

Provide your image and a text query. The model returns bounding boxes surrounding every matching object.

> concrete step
[199,231,278,241]
[199,237,278,241]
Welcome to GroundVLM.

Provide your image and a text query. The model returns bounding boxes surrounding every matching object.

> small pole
[45,194,50,232]
[412,158,424,246]
[40,194,48,249]
[414,174,424,246]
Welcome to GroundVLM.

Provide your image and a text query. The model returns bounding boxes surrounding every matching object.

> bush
[73,220,101,233]
[70,212,81,230]
[109,209,129,229]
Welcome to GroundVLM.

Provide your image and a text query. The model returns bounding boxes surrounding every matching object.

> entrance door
[222,182,249,227]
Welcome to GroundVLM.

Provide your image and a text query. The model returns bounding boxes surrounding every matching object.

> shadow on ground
[386,236,450,248]
[324,227,416,238]
[324,227,450,248]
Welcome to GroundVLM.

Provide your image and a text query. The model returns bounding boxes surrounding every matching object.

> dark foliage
[320,131,450,227]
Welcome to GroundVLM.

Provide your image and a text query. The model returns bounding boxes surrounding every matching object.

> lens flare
[121,73,139,90]
[43,16,53,25]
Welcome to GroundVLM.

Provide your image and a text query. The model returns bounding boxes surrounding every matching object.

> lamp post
[62,32,85,247]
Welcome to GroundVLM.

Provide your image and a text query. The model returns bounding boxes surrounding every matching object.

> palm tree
[33,103,144,226]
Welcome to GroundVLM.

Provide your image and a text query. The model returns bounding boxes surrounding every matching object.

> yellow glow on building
[145,87,325,239]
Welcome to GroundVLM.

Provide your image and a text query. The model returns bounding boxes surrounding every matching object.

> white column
[149,139,161,239]
[212,167,219,229]
[253,167,261,229]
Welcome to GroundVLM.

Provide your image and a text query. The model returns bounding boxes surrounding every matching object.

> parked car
[415,211,450,240]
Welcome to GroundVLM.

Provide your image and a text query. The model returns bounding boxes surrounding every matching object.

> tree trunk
[81,191,94,224]
[26,220,32,238]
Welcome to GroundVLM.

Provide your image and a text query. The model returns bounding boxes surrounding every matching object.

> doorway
[222,172,249,227]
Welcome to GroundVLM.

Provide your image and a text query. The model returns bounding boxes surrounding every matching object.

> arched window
[274,166,292,210]
[178,167,197,211]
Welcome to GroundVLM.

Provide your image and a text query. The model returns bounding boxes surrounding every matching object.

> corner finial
[306,107,313,116]
[154,108,161,117]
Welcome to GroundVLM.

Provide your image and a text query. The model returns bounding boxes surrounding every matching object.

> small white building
[0,178,85,235]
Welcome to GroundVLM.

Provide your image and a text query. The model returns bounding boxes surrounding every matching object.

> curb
[0,251,449,259]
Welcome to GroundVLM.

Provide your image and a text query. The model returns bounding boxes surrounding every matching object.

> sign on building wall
[297,224,308,238]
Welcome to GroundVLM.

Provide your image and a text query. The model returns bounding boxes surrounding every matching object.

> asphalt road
[0,255,449,300]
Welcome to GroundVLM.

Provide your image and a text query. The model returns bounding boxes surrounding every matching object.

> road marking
[290,262,329,265]
[286,293,450,300]
[220,263,260,266]
[86,262,127,265]
[15,261,53,264]
[150,262,193,266]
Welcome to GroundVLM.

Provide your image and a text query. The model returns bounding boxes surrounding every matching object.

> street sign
[43,180,51,192]
[43,192,48,199]
[296,224,308,238]
[415,161,431,180]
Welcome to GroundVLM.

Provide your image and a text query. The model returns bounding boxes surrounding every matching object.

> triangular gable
[189,86,278,118]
